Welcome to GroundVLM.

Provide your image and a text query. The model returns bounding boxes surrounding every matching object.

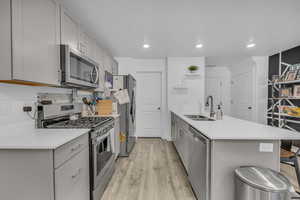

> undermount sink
[184,115,215,121]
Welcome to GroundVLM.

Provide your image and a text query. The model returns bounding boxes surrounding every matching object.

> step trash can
[235,166,300,200]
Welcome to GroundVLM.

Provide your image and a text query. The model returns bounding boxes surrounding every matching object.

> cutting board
[96,100,113,115]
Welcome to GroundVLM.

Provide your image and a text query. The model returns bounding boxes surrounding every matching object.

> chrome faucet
[205,96,215,118]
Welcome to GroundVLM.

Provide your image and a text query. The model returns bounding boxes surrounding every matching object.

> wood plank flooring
[281,161,300,192]
[101,138,196,200]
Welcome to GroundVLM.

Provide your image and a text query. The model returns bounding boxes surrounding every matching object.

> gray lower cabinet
[0,133,89,200]
[55,147,90,200]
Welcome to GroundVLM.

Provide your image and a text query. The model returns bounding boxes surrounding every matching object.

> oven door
[92,131,115,189]
[61,45,99,88]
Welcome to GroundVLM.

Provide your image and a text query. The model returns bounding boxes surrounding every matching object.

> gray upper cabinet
[10,0,60,85]
[0,0,112,89]
[103,52,113,74]
[0,0,60,85]
[0,0,11,81]
[112,59,119,75]
[94,44,105,91]
[79,30,94,58]
[60,7,79,51]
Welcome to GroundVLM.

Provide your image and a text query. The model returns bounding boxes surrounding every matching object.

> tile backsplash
[0,83,73,126]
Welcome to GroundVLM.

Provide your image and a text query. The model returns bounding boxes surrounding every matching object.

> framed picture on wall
[293,85,300,97]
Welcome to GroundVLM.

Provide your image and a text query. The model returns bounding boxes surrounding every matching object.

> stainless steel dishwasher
[188,126,211,200]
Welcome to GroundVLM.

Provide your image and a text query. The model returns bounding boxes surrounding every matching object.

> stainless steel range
[37,103,115,200]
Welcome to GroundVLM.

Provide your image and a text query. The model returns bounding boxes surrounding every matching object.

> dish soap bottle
[216,104,223,120]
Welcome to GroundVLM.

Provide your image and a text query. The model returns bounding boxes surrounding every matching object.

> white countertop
[0,123,89,149]
[172,110,300,140]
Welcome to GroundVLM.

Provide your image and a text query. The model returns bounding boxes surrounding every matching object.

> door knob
[157,107,161,110]
[248,106,252,110]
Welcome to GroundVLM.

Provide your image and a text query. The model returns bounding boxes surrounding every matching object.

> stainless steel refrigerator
[113,74,136,156]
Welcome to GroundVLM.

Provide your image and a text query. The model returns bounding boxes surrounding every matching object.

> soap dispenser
[216,104,223,120]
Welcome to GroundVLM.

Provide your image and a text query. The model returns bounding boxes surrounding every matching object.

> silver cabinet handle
[71,144,82,152]
[72,168,82,179]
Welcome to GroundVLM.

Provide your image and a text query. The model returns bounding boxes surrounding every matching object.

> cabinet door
[94,44,105,91]
[112,59,118,75]
[55,147,90,200]
[60,7,79,51]
[0,0,11,80]
[79,30,94,58]
[103,53,113,74]
[12,0,60,85]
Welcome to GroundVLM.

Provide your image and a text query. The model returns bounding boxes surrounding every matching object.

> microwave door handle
[95,66,99,84]
[90,66,99,84]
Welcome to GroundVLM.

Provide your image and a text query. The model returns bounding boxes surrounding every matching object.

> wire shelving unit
[268,53,300,132]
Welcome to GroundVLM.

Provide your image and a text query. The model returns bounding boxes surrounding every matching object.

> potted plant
[188,65,199,73]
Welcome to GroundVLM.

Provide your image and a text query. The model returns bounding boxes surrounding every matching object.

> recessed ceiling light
[143,44,150,49]
[246,43,256,48]
[195,44,203,48]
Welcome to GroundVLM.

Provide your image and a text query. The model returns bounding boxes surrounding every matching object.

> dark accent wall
[268,45,300,139]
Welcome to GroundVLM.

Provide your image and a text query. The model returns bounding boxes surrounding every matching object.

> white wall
[205,66,231,115]
[0,83,92,129]
[0,83,72,127]
[229,56,268,124]
[115,57,168,139]
[117,57,205,140]
[167,57,206,114]
[253,56,269,125]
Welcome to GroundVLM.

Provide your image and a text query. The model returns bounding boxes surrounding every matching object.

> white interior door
[231,70,254,121]
[136,72,162,137]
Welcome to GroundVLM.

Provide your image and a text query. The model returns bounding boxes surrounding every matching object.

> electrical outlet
[23,106,32,112]
[259,143,273,152]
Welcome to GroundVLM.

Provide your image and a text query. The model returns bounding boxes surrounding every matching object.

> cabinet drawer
[55,147,90,200]
[54,134,88,168]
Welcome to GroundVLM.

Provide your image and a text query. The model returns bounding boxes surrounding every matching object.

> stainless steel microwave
[60,45,99,88]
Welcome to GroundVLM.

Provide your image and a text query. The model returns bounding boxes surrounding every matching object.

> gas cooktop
[46,117,113,129]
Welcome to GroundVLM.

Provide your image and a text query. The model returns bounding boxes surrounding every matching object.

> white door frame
[231,62,257,122]
[136,71,164,138]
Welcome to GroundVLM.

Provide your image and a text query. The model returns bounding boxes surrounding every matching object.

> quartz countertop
[171,110,300,140]
[0,123,89,149]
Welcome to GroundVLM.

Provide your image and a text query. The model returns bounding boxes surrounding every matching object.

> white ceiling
[62,0,300,59]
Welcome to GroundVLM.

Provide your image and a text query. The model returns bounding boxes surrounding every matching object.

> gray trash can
[235,166,300,200]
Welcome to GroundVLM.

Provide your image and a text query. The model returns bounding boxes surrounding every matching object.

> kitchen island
[171,110,300,200]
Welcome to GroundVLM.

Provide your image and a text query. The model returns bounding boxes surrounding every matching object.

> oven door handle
[93,132,111,143]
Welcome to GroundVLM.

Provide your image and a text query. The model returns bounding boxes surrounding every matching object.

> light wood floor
[101,138,196,200]
[281,161,300,192]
